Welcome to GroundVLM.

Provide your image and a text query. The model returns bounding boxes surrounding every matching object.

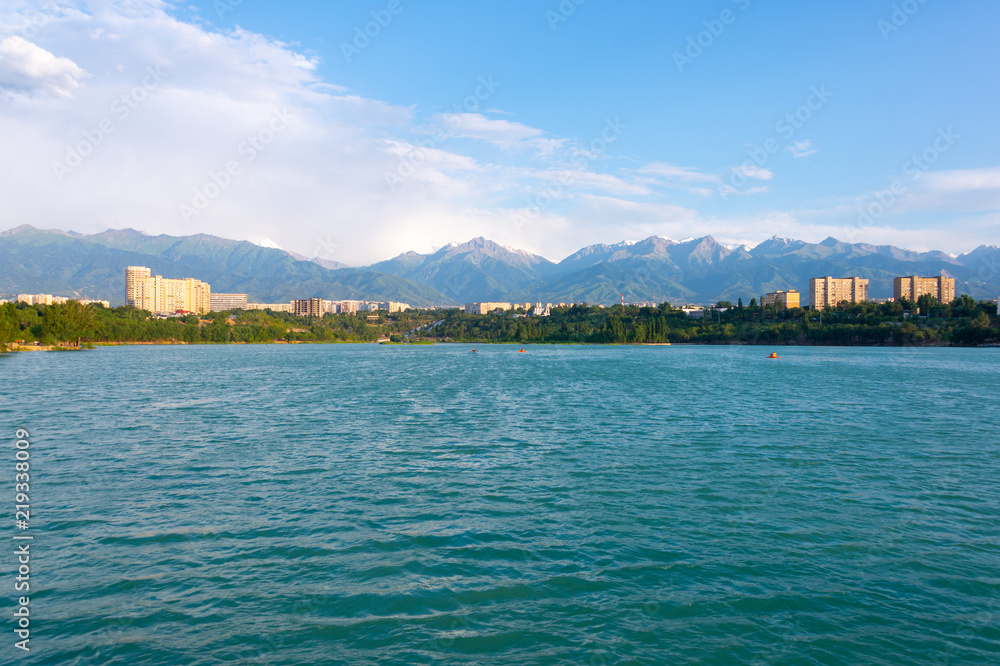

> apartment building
[335,301,362,314]
[808,277,869,310]
[125,266,212,314]
[893,276,956,304]
[293,298,324,317]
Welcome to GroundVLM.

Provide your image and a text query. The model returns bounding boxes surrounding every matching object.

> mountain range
[1,225,997,306]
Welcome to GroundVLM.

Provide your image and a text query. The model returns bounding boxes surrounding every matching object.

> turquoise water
[2,344,999,665]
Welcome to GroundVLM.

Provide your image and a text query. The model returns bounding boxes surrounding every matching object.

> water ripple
[3,344,999,664]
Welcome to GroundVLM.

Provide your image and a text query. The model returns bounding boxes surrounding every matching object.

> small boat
[767,352,780,359]
[518,348,526,353]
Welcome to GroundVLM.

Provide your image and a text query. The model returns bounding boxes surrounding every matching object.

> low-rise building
[245,302,294,313]
[764,290,801,309]
[210,293,249,311]
[18,294,68,306]
[893,276,956,304]
[383,301,410,313]
[464,302,513,314]
[17,295,111,307]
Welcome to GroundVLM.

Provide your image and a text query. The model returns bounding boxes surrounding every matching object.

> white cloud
[437,112,563,155]
[631,162,720,183]
[718,184,769,197]
[831,167,1000,220]
[786,139,817,159]
[921,167,1000,193]
[529,169,649,197]
[731,164,774,180]
[0,35,87,97]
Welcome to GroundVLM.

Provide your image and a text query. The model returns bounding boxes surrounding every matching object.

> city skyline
[1,1,997,265]
[118,263,970,315]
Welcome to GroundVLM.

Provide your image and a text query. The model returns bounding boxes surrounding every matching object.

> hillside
[1,225,997,306]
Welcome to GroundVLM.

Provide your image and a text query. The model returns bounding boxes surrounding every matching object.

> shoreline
[4,339,994,352]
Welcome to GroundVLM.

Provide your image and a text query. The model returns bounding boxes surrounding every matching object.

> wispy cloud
[731,164,774,180]
[786,139,818,159]
[530,169,649,197]
[632,162,720,183]
[718,184,769,197]
[921,167,1000,193]
[437,113,563,155]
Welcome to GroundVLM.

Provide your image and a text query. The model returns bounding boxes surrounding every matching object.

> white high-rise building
[125,266,211,314]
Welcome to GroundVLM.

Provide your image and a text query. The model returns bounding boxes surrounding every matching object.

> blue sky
[1,0,997,263]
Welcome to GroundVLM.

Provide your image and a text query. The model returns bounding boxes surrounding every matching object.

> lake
[2,344,999,664]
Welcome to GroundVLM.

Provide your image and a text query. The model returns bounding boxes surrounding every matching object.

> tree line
[421,297,998,346]
[0,295,996,351]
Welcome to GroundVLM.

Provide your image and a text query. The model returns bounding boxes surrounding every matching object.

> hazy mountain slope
[1,225,996,306]
[0,226,451,306]
[365,237,558,302]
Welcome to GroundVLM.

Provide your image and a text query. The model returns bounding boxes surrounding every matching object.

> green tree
[0,303,18,351]
[42,301,98,345]
[916,293,939,314]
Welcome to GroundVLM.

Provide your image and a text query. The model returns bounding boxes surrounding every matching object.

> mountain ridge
[1,225,997,306]
[0,226,452,306]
